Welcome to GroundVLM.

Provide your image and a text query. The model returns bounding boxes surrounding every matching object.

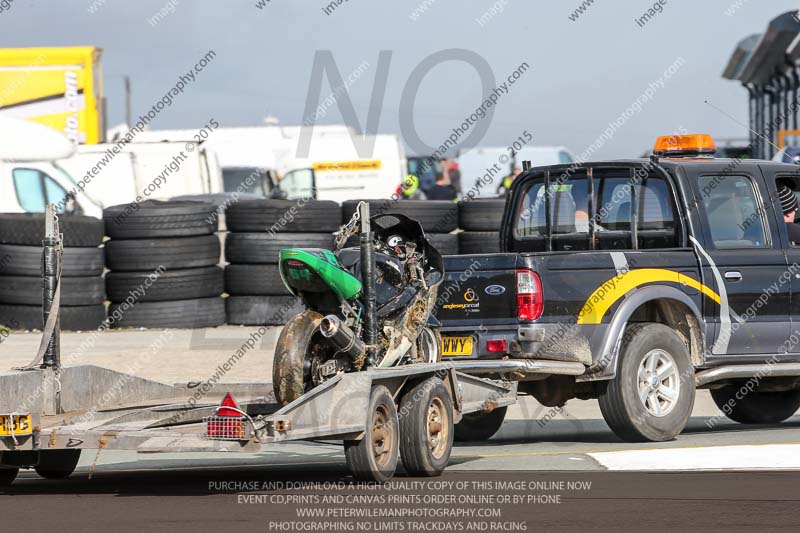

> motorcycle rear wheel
[273,310,325,405]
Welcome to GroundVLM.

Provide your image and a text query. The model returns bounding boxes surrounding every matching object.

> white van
[136,125,407,203]
[57,140,231,209]
[457,145,576,198]
[0,117,102,218]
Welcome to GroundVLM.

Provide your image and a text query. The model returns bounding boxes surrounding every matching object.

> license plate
[441,336,474,357]
[0,414,32,437]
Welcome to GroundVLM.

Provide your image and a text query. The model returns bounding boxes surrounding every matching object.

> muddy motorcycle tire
[273,310,325,405]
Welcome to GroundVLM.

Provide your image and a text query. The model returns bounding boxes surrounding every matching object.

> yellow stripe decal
[576,268,720,325]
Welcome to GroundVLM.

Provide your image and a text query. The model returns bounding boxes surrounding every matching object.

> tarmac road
[3,328,800,530]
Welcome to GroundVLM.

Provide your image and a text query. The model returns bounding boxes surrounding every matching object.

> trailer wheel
[598,323,695,442]
[399,378,453,477]
[345,385,400,483]
[0,467,19,486]
[710,386,800,424]
[34,450,81,480]
[454,406,507,442]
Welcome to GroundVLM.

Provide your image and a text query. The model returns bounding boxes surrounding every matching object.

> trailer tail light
[486,339,508,353]
[206,393,248,440]
[516,269,543,322]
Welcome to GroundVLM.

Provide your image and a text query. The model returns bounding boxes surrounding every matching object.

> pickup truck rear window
[514,171,678,251]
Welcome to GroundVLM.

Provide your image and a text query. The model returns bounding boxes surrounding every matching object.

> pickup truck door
[763,164,800,354]
[689,166,790,356]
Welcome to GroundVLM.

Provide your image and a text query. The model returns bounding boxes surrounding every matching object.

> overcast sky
[4,0,798,158]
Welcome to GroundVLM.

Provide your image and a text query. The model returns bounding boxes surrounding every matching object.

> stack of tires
[458,199,505,254]
[0,213,106,331]
[103,200,225,329]
[341,200,459,255]
[224,199,339,325]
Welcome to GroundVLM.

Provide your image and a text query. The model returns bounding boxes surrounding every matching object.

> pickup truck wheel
[399,378,454,476]
[273,310,324,405]
[599,323,695,442]
[454,406,508,442]
[345,385,400,483]
[0,467,19,486]
[709,386,800,424]
[34,450,81,480]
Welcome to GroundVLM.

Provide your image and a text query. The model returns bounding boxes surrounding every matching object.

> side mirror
[63,192,81,215]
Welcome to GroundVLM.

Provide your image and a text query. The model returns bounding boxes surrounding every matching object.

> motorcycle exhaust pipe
[320,315,366,362]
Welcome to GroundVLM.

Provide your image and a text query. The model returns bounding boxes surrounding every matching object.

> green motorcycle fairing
[279,248,362,301]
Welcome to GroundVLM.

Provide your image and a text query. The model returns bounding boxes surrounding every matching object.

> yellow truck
[0,46,103,145]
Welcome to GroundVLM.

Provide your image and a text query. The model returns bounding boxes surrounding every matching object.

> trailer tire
[458,199,505,231]
[458,231,501,254]
[0,214,104,247]
[273,310,324,405]
[0,303,105,331]
[342,200,459,233]
[598,323,695,442]
[0,276,105,306]
[454,406,507,442]
[0,244,104,277]
[225,264,288,295]
[399,378,453,477]
[225,233,334,264]
[345,385,400,483]
[226,200,341,233]
[0,467,18,486]
[709,386,800,424]
[34,450,81,480]
[106,266,223,302]
[226,296,304,326]
[105,235,220,271]
[108,297,225,329]
[103,200,217,239]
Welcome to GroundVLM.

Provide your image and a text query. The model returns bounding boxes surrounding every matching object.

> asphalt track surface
[3,402,800,532]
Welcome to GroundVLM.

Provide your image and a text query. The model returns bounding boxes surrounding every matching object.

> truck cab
[0,117,101,217]
[437,134,800,443]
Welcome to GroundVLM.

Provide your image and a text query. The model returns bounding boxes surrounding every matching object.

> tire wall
[0,197,506,331]
[102,200,225,330]
[224,200,339,326]
[0,214,106,331]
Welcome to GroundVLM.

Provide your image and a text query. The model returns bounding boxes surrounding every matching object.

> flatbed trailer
[0,205,520,484]
[0,362,517,484]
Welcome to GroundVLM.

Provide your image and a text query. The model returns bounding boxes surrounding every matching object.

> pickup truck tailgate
[434,254,519,326]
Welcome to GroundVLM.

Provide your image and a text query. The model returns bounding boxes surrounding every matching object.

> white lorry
[56,140,230,209]
[136,125,407,203]
[0,117,102,218]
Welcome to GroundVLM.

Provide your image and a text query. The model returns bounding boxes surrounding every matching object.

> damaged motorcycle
[273,202,445,405]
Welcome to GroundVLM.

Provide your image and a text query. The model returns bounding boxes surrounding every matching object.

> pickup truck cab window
[697,174,767,249]
[512,169,679,251]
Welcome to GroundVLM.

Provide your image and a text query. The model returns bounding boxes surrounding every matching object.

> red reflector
[516,269,543,322]
[207,393,247,440]
[217,392,242,418]
[486,339,507,353]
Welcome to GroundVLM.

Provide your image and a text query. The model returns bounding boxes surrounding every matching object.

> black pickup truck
[436,134,800,443]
